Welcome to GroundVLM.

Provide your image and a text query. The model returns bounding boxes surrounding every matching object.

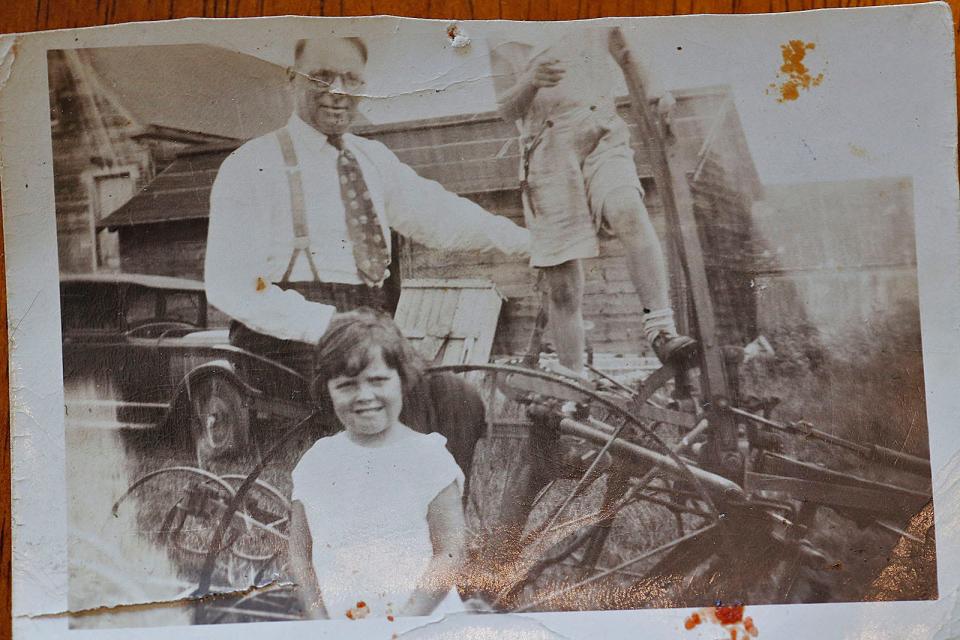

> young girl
[288,309,467,620]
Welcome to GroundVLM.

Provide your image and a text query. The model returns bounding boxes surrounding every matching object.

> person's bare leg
[603,187,697,365]
[603,187,670,312]
[544,260,586,374]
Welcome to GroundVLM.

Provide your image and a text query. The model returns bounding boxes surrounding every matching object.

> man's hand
[525,58,566,89]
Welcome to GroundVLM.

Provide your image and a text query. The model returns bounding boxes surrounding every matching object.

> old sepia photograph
[3,7,956,637]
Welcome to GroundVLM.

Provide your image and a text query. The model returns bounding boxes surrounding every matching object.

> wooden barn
[88,87,763,358]
[47,49,235,273]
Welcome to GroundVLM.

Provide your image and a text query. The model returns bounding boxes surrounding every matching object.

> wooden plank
[612,28,734,481]
[391,137,518,166]
[402,278,506,291]
[744,472,926,515]
[422,287,451,338]
[429,289,461,338]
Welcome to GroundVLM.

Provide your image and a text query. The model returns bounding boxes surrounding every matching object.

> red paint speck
[356,600,366,608]
[387,615,395,622]
[684,612,702,630]
[715,604,745,625]
[684,605,757,637]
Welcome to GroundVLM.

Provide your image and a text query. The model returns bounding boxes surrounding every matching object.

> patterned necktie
[328,134,390,286]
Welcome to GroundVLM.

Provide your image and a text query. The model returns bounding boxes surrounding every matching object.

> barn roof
[100,85,761,230]
[99,141,241,229]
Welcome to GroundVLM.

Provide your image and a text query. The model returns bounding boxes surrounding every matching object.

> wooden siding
[118,220,209,281]
[49,50,154,273]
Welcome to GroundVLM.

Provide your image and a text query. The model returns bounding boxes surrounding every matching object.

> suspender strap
[520,120,551,218]
[275,128,322,284]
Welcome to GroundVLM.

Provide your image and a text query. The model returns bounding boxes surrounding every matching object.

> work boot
[651,332,700,368]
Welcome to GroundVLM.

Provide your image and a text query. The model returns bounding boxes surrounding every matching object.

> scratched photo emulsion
[47,21,935,629]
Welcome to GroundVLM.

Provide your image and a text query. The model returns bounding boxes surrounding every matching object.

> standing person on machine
[488,28,697,377]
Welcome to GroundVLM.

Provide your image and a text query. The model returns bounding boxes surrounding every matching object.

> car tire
[186,375,252,470]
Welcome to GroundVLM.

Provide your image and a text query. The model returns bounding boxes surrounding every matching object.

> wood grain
[0,0,956,636]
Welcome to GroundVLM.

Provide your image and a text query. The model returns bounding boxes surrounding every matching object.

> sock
[642,308,678,345]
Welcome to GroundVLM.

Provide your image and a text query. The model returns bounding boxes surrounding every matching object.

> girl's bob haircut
[310,308,425,405]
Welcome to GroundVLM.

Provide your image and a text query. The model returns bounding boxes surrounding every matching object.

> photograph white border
[3,5,959,638]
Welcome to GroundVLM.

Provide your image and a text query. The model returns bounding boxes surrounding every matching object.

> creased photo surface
[3,7,959,639]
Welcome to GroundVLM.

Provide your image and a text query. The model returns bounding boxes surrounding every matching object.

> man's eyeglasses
[300,69,365,93]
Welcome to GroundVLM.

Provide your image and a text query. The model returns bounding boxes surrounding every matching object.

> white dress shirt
[205,114,530,344]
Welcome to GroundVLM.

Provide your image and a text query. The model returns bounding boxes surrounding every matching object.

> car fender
[165,361,260,434]
[172,360,262,405]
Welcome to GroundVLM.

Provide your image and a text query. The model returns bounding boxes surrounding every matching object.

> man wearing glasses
[204,37,530,467]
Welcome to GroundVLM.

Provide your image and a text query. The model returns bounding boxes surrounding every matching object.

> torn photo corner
[1,5,958,639]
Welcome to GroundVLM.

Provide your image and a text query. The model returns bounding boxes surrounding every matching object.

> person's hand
[525,58,566,89]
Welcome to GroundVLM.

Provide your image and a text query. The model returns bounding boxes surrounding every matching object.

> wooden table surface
[1,0,956,636]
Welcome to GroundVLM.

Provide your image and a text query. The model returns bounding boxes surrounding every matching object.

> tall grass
[741,301,929,460]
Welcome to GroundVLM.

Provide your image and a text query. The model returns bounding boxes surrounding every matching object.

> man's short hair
[293,37,369,66]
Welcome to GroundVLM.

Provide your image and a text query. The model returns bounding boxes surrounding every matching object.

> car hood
[163,328,231,347]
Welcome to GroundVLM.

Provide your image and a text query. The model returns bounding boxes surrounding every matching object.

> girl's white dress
[291,428,466,620]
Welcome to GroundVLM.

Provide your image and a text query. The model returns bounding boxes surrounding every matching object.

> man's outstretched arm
[369,140,531,258]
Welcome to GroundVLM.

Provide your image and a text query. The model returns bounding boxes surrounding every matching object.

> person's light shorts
[522,109,644,268]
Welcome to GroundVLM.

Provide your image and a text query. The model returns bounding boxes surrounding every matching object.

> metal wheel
[114,466,290,596]
[432,363,728,613]
[185,375,253,470]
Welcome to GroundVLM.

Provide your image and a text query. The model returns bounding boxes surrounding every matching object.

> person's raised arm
[204,150,335,344]
[288,500,329,620]
[398,482,466,617]
[490,42,565,123]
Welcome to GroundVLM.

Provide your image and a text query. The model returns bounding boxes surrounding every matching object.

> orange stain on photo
[684,612,702,630]
[345,600,370,620]
[684,604,758,638]
[255,276,267,292]
[768,40,824,103]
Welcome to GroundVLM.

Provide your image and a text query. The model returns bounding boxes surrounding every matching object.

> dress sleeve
[421,433,467,501]
[290,440,329,505]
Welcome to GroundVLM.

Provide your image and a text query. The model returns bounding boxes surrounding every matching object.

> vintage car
[60,273,314,467]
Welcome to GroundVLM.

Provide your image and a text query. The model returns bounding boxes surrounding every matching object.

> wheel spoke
[537,414,629,538]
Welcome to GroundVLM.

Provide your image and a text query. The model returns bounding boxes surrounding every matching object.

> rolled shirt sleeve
[204,148,336,345]
[363,139,531,257]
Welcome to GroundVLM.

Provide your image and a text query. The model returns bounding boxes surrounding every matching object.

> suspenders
[520,119,551,219]
[275,128,323,285]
